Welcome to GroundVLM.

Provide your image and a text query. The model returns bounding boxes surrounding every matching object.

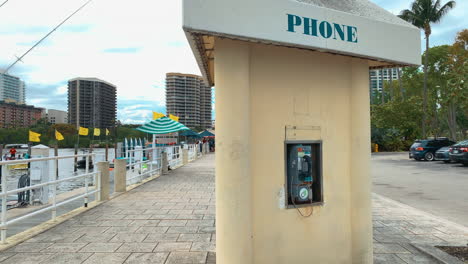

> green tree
[399,0,456,138]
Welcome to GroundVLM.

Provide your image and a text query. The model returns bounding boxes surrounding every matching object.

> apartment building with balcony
[166,73,212,129]
[68,77,117,128]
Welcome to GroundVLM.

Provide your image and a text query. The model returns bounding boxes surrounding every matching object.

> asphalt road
[372,152,468,226]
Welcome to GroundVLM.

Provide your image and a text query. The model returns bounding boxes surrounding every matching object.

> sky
[0,0,466,124]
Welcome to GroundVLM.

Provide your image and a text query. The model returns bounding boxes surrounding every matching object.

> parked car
[435,146,452,163]
[448,140,468,166]
[409,138,455,161]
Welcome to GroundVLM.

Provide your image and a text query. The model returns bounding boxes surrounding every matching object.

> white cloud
[0,0,465,123]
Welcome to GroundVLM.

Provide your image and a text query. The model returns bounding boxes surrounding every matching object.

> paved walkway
[0,153,466,263]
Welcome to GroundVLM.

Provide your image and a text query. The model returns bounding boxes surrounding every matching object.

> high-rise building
[0,100,43,128]
[369,68,399,97]
[68,77,117,129]
[0,73,26,104]
[47,109,68,124]
[166,73,212,129]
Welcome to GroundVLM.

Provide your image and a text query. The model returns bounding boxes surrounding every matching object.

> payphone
[285,141,322,207]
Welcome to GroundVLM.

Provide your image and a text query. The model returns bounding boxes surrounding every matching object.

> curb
[412,244,465,264]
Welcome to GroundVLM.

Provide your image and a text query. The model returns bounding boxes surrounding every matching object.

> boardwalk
[0,154,215,264]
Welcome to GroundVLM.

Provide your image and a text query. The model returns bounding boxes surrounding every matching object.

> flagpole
[74,129,79,172]
[105,129,108,162]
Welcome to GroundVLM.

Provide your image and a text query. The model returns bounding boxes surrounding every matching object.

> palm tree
[399,0,456,138]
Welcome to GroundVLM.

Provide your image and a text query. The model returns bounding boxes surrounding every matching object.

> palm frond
[433,1,456,23]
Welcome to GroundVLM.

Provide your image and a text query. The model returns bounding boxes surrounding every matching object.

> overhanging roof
[183,0,421,86]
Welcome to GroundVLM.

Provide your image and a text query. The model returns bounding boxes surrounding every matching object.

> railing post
[162,152,168,174]
[114,159,127,193]
[84,155,89,207]
[183,149,189,165]
[1,163,7,243]
[97,161,110,201]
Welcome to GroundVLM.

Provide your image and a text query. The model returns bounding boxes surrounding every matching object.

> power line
[0,0,9,8]
[1,0,93,75]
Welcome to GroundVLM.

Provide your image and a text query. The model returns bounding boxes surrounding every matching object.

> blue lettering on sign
[287,14,358,43]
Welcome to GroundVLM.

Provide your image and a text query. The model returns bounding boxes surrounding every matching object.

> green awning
[199,130,215,137]
[136,117,190,134]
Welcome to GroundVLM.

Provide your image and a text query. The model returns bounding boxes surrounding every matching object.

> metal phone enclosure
[285,140,323,208]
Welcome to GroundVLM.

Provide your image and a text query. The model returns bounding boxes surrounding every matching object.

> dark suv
[409,138,455,161]
[448,140,468,165]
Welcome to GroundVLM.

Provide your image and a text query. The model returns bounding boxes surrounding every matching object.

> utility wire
[0,0,9,9]
[1,0,93,75]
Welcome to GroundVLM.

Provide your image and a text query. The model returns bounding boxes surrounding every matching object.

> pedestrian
[9,147,16,159]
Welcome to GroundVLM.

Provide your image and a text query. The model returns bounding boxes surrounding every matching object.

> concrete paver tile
[158,220,187,227]
[128,220,161,227]
[176,215,204,220]
[197,227,215,234]
[0,253,54,264]
[135,226,169,234]
[75,233,117,243]
[374,253,406,264]
[165,252,208,264]
[41,242,88,253]
[80,243,123,253]
[100,220,134,227]
[41,253,92,263]
[191,242,216,252]
[0,253,15,262]
[27,232,84,243]
[143,234,180,242]
[116,243,157,253]
[373,243,411,254]
[186,220,214,227]
[75,226,110,234]
[154,242,192,252]
[83,253,131,264]
[166,226,198,234]
[110,233,148,243]
[396,253,440,263]
[123,252,168,264]
[6,242,53,252]
[104,226,140,233]
[178,234,211,242]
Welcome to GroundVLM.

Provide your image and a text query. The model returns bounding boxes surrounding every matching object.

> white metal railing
[188,144,197,161]
[0,153,100,243]
[126,147,163,186]
[167,146,182,169]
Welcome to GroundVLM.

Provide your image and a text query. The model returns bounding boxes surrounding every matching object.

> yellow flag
[78,127,89,136]
[55,130,64,141]
[153,112,165,120]
[29,130,41,142]
[169,114,179,122]
[94,128,101,136]
[106,128,110,136]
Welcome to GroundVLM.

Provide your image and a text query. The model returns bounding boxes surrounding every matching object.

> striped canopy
[136,117,190,134]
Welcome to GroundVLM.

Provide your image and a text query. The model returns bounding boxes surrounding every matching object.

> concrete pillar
[215,38,253,264]
[182,149,189,165]
[114,159,127,193]
[350,59,373,263]
[162,152,168,174]
[96,161,110,201]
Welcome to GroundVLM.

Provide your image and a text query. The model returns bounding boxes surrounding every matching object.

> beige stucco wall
[215,38,372,264]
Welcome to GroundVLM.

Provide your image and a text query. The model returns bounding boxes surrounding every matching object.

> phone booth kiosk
[183,1,421,263]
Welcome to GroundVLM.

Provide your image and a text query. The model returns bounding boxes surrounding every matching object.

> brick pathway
[0,154,215,264]
[0,153,466,263]
[373,193,468,264]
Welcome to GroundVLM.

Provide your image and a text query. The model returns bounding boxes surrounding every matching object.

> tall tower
[166,73,212,129]
[68,77,117,128]
[0,73,26,104]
